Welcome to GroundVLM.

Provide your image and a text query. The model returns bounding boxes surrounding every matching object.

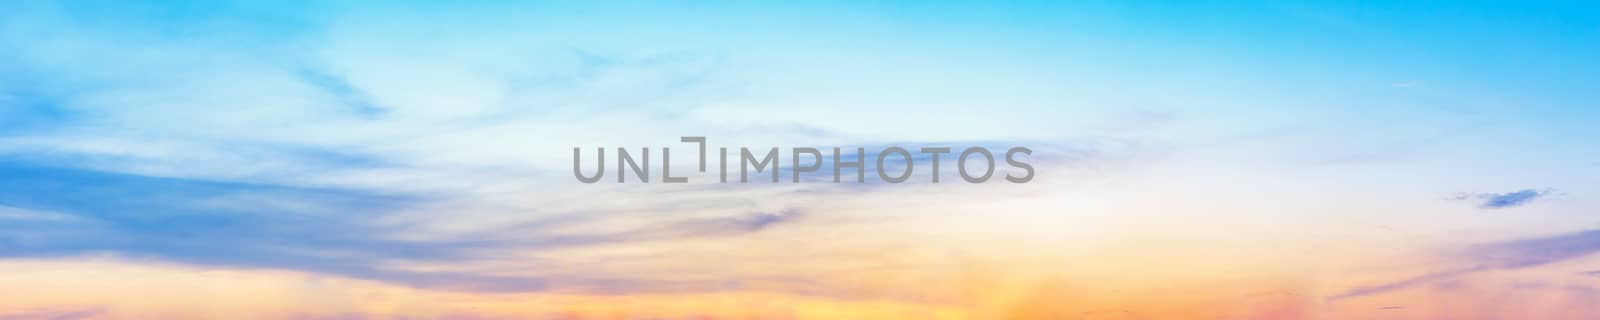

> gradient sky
[1,1,1599,319]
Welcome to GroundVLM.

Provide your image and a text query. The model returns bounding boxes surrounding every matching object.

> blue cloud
[0,160,822,293]
[0,161,605,293]
[0,161,474,285]
[1481,189,1546,209]
[1453,189,1552,209]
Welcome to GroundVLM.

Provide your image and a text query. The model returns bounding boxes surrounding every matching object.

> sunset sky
[2,1,1599,319]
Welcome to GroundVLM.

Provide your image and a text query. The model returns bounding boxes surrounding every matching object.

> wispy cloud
[1452,189,1553,209]
[0,159,831,294]
[1332,229,1600,300]
[0,307,104,320]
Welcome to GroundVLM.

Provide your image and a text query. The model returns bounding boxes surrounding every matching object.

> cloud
[1332,229,1600,300]
[0,161,458,276]
[1465,229,1600,269]
[0,159,833,294]
[0,0,1155,303]
[1452,189,1552,209]
[523,209,807,247]
[0,307,104,320]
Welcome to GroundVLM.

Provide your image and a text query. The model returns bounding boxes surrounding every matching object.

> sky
[1,1,1599,319]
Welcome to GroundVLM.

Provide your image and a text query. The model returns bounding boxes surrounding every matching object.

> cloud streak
[1332,229,1600,300]
[0,307,104,320]
[0,159,831,294]
[1452,189,1552,209]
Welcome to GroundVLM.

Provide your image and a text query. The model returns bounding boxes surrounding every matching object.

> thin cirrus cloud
[1331,229,1600,300]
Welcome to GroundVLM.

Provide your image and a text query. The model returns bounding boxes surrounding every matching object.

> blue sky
[1,1,1599,318]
